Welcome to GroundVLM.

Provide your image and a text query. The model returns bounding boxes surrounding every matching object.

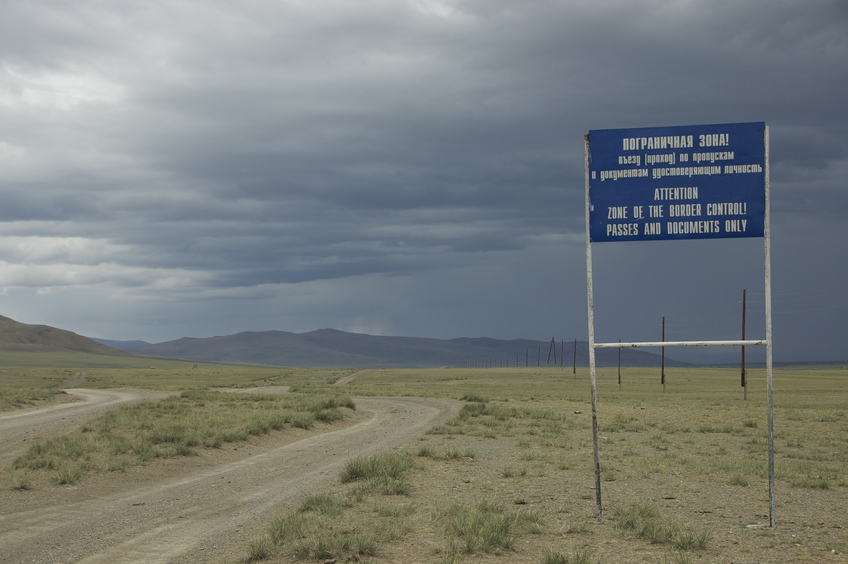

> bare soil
[381,424,848,564]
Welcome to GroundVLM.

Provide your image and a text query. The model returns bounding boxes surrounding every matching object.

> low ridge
[0,315,129,356]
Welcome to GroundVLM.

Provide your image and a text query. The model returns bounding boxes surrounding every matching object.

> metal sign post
[583,122,774,526]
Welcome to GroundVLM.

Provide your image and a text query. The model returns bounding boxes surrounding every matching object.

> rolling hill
[0,315,130,357]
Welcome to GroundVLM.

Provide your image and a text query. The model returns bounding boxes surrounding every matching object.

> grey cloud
[0,0,845,362]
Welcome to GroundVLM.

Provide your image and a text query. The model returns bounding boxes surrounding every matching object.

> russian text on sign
[588,122,765,242]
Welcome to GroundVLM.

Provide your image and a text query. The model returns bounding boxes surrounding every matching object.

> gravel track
[0,389,459,563]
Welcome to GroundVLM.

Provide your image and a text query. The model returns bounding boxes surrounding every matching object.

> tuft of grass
[261,511,380,561]
[417,444,437,458]
[501,466,527,478]
[613,502,659,530]
[298,493,345,516]
[106,457,131,473]
[541,547,598,564]
[460,393,488,403]
[671,528,711,551]
[369,476,413,496]
[417,445,475,461]
[442,446,472,460]
[435,500,543,555]
[729,474,749,487]
[340,451,414,483]
[659,550,695,564]
[438,501,517,554]
[245,535,273,562]
[426,425,455,436]
[613,502,710,551]
[440,540,462,564]
[289,413,315,429]
[54,464,86,485]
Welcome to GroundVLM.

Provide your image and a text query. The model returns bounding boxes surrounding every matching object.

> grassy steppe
[244,365,846,563]
[2,356,846,563]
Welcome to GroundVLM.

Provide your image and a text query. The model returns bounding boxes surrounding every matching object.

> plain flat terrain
[1,366,846,563]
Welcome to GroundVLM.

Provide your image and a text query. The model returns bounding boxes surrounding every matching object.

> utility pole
[573,338,577,376]
[618,338,622,390]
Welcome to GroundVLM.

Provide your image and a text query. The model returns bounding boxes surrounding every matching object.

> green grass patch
[0,387,64,411]
[10,390,355,485]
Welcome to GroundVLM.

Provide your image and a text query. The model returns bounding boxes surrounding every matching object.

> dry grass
[3,362,847,563]
[9,389,356,486]
[243,365,848,563]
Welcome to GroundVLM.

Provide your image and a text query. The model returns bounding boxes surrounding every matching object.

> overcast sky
[1,0,846,363]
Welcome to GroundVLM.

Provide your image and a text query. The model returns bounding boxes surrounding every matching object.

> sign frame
[588,122,766,243]
[583,123,774,526]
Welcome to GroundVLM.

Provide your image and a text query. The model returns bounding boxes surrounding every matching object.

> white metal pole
[595,339,766,348]
[764,125,775,527]
[584,134,603,522]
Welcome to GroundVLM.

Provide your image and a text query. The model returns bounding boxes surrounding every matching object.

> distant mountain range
[95,328,689,368]
[0,314,689,368]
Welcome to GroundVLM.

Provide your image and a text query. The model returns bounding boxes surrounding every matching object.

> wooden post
[573,338,577,376]
[618,338,622,390]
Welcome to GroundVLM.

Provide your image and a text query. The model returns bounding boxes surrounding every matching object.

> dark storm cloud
[0,0,846,361]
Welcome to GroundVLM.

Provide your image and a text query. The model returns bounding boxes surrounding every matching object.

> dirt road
[0,389,458,563]
[0,389,175,468]
[333,369,372,386]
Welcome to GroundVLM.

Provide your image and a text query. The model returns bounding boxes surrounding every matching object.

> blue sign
[588,122,766,242]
